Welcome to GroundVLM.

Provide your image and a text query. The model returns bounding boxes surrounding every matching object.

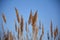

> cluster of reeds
[47,21,59,40]
[0,8,60,40]
[15,8,24,40]
[1,13,14,40]
[39,24,44,40]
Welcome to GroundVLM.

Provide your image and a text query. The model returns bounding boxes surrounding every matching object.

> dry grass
[20,16,24,33]
[54,26,58,40]
[15,8,20,23]
[28,10,32,24]
[1,8,60,40]
[2,13,6,23]
[9,32,13,40]
[39,24,44,40]
[50,21,53,37]
[31,11,38,26]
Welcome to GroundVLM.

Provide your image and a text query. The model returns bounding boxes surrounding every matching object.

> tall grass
[0,8,60,40]
[2,13,6,23]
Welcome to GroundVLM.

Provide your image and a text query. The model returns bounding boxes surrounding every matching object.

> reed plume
[2,13,6,23]
[54,26,58,40]
[15,8,20,23]
[32,11,38,25]
[20,16,24,33]
[31,11,38,33]
[28,10,32,24]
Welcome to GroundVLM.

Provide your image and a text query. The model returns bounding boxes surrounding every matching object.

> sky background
[0,0,60,40]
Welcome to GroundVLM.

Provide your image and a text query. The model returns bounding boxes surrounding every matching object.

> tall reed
[2,13,6,23]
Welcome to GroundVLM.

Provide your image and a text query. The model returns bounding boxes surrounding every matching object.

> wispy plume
[32,11,38,25]
[15,20,18,32]
[1,8,60,40]
[50,20,53,37]
[20,16,24,34]
[28,10,32,24]
[54,26,58,40]
[2,13,6,23]
[31,11,38,33]
[15,8,20,23]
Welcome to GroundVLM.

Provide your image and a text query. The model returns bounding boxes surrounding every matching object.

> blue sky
[0,0,60,40]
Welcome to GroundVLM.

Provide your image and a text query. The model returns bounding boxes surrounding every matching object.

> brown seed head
[15,8,20,23]
[28,10,32,24]
[2,13,6,23]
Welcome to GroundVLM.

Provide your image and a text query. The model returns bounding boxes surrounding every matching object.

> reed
[54,26,58,40]
[2,13,6,23]
[9,32,13,40]
[28,10,32,24]
[20,16,24,34]
[1,8,60,40]
[32,11,38,26]
[50,21,53,37]
[15,8,20,23]
[40,24,44,40]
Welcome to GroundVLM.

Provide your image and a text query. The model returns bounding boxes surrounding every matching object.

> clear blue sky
[0,0,60,40]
